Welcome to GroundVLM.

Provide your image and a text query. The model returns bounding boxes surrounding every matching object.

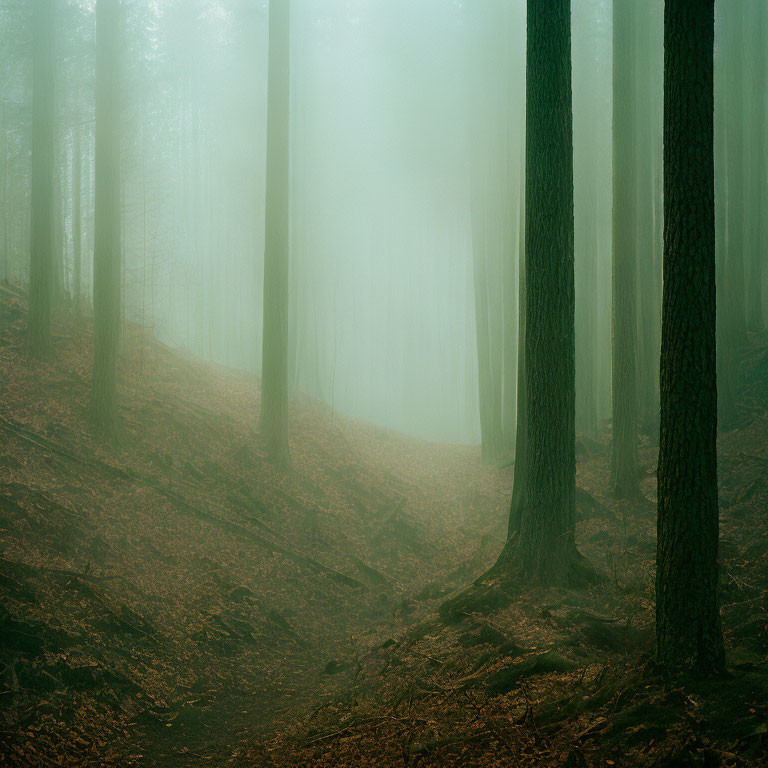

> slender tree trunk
[747,0,765,331]
[260,0,291,467]
[501,157,518,456]
[28,0,54,357]
[53,159,64,304]
[72,123,82,314]
[635,1,662,443]
[471,199,497,464]
[715,4,740,431]
[500,0,590,585]
[724,4,746,345]
[657,0,724,673]
[91,0,122,434]
[507,170,526,539]
[0,99,7,284]
[611,0,639,498]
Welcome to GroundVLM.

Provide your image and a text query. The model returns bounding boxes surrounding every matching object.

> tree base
[493,534,601,589]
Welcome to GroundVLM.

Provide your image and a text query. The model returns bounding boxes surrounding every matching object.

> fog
[2,1,767,765]
[2,0,623,445]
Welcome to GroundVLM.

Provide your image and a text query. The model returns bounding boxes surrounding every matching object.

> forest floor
[0,283,767,768]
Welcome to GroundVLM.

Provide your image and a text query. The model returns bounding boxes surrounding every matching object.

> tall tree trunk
[611,0,639,498]
[500,0,590,585]
[260,0,291,467]
[657,0,724,673]
[715,3,740,431]
[746,0,765,331]
[501,154,519,457]
[28,0,54,357]
[724,4,746,345]
[507,171,526,539]
[471,198,497,464]
[635,1,662,443]
[1,99,7,283]
[91,0,122,434]
[72,123,82,314]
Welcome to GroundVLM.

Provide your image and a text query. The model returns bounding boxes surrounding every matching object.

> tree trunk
[635,1,662,443]
[471,198,498,465]
[1,99,6,284]
[611,0,639,499]
[724,3,746,345]
[656,0,724,673]
[91,0,122,434]
[260,0,291,467]
[507,173,526,539]
[73,123,82,314]
[746,0,765,331]
[28,0,54,357]
[500,0,589,585]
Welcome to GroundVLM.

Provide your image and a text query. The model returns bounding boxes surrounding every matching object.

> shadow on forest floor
[0,283,767,767]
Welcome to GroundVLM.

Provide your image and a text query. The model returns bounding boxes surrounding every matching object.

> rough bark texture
[611,0,639,498]
[501,0,587,584]
[656,0,724,673]
[260,0,291,468]
[91,0,122,434]
[28,0,54,357]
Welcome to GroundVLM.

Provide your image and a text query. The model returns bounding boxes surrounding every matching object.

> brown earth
[1,283,767,768]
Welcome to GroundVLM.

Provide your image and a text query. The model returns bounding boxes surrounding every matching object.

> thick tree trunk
[28,0,54,357]
[500,0,589,585]
[260,0,291,467]
[611,0,639,498]
[656,0,724,673]
[91,0,122,434]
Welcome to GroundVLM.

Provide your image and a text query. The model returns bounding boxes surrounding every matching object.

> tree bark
[91,0,122,434]
[611,0,639,499]
[656,0,724,673]
[73,123,82,314]
[500,0,589,585]
[260,0,291,467]
[507,176,526,539]
[28,0,55,357]
[746,0,765,331]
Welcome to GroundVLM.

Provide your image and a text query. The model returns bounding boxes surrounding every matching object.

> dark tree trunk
[28,0,54,357]
[500,0,589,584]
[260,0,291,467]
[656,0,724,673]
[611,0,639,499]
[91,0,122,434]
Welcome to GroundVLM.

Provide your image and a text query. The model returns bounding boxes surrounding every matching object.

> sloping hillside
[251,337,768,768]
[2,284,767,768]
[0,284,510,767]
